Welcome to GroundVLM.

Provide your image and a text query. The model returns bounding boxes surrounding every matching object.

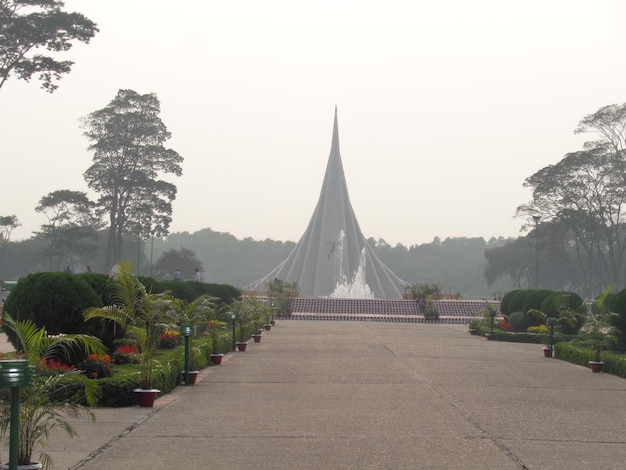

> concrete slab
[3,321,626,469]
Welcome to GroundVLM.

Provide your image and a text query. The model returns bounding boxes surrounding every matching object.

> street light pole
[532,215,541,289]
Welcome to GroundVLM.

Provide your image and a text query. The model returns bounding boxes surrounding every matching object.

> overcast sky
[2,0,626,246]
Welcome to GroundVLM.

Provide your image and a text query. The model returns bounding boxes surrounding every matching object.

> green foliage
[608,288,626,351]
[157,280,198,304]
[84,261,179,389]
[499,290,517,315]
[0,313,106,466]
[3,272,103,349]
[82,89,183,268]
[508,311,528,332]
[153,247,203,281]
[508,290,531,314]
[137,276,161,293]
[405,283,442,300]
[526,308,547,327]
[0,0,98,92]
[521,289,554,314]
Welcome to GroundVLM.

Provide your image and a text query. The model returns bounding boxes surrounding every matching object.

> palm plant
[84,261,178,390]
[0,313,106,469]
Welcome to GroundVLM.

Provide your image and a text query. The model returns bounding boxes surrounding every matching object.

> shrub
[521,289,554,314]
[508,290,531,315]
[607,288,626,351]
[500,290,517,315]
[77,353,113,379]
[508,311,529,332]
[526,308,547,327]
[2,272,103,350]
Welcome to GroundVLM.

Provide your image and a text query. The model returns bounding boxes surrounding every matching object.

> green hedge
[554,343,626,378]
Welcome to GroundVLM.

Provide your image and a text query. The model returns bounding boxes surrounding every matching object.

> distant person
[63,265,72,273]
[194,268,201,282]
[174,269,182,281]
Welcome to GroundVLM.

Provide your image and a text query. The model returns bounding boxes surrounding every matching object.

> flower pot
[252,334,262,343]
[270,320,276,326]
[589,361,604,373]
[0,463,42,469]
[485,333,494,340]
[134,389,160,407]
[543,347,552,358]
[256,329,264,335]
[469,329,477,335]
[181,370,199,385]
[236,342,248,352]
[210,353,224,365]
[264,324,272,331]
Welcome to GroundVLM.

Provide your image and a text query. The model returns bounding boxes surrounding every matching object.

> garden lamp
[546,317,559,357]
[230,313,237,352]
[179,324,195,385]
[0,359,34,470]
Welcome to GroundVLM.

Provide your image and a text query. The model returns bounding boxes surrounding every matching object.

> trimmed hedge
[554,342,626,378]
[3,272,104,349]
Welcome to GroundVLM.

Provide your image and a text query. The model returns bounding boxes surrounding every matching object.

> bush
[521,289,554,314]
[508,290,531,315]
[508,311,529,332]
[500,290,517,315]
[608,288,626,351]
[526,308,547,327]
[2,272,103,349]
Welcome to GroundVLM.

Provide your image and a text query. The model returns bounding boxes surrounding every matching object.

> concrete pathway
[7,321,626,469]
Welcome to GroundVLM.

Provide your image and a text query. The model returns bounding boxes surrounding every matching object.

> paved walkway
[7,321,626,469]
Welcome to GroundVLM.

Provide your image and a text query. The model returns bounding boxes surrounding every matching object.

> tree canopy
[0,0,98,92]
[34,189,102,270]
[82,89,183,270]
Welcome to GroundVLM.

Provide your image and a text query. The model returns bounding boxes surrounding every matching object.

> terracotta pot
[236,342,248,352]
[543,347,552,358]
[485,333,494,340]
[252,334,262,343]
[134,389,159,407]
[589,361,604,373]
[181,370,199,385]
[210,353,224,365]
[469,329,477,335]
[264,324,272,331]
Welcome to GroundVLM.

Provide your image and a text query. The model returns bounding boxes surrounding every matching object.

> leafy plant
[84,261,178,390]
[0,313,106,468]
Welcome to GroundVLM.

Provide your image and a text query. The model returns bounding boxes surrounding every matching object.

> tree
[153,247,202,281]
[82,89,183,271]
[0,0,98,92]
[0,214,20,268]
[34,189,102,271]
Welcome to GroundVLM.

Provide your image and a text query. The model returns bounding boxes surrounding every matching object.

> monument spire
[249,109,407,298]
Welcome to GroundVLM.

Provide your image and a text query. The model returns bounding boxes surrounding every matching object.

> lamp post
[231,313,237,352]
[0,359,34,470]
[179,324,195,385]
[532,215,541,289]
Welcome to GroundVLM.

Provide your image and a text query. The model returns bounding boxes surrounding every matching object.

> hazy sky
[2,1,626,246]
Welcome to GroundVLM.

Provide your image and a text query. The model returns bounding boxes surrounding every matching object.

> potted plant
[570,286,619,372]
[0,313,106,469]
[468,318,481,335]
[422,295,439,322]
[208,320,228,364]
[84,261,178,407]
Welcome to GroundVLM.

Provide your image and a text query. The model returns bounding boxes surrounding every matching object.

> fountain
[330,231,374,299]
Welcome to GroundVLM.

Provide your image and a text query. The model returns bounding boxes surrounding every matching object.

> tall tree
[518,103,626,296]
[0,214,19,268]
[82,89,183,270]
[34,189,102,271]
[153,247,203,281]
[0,0,98,92]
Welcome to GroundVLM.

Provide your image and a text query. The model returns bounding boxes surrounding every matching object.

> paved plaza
[5,320,626,469]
